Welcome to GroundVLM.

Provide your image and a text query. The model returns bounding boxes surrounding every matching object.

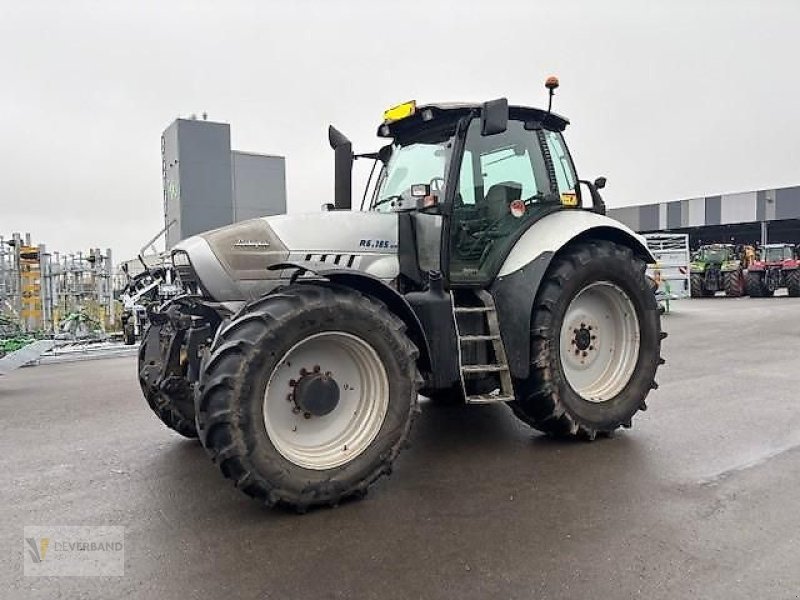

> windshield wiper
[371,195,403,210]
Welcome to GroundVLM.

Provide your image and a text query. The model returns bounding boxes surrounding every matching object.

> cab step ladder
[452,290,515,403]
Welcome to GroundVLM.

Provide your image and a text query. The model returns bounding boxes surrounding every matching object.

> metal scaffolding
[0,232,114,334]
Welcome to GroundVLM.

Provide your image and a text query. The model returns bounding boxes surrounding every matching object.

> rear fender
[492,211,654,380]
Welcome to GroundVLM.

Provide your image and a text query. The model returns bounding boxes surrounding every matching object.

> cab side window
[480,147,539,200]
[544,131,577,194]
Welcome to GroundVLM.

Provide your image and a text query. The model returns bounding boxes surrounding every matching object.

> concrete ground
[2,297,800,599]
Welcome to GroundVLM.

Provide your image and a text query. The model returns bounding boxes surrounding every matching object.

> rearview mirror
[481,98,508,136]
[594,176,607,190]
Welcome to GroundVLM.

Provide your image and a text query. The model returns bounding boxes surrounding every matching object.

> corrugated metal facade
[609,185,800,232]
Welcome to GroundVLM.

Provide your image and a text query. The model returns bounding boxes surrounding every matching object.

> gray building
[162,118,286,249]
[609,185,800,248]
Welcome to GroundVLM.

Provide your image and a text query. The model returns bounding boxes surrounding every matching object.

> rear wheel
[509,241,664,439]
[786,270,800,297]
[196,284,420,510]
[723,270,745,297]
[746,271,763,297]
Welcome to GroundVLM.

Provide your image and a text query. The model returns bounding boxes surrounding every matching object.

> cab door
[447,119,555,286]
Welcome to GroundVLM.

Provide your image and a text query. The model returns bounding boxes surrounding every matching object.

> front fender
[268,261,432,374]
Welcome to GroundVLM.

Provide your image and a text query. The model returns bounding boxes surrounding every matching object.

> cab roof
[377,102,570,139]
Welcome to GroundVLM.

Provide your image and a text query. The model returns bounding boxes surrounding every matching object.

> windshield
[700,248,729,263]
[371,137,453,212]
[764,247,787,262]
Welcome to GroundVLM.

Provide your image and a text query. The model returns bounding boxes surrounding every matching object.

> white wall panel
[721,191,756,224]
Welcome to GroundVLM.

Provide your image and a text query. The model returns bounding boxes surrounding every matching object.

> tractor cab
[333,82,608,291]
[758,243,796,266]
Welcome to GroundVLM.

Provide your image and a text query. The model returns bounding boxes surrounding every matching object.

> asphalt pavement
[2,296,800,599]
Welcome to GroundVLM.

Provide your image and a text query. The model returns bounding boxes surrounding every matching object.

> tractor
[138,80,665,510]
[690,244,747,297]
[746,243,800,297]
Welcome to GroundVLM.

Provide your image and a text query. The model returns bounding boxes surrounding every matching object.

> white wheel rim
[263,331,389,470]
[559,281,640,403]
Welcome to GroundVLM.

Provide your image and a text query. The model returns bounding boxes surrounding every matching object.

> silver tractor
[139,82,665,511]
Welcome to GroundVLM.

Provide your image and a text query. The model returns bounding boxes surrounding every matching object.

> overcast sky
[1,0,798,261]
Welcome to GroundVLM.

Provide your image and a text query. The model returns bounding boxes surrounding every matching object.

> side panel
[493,210,654,379]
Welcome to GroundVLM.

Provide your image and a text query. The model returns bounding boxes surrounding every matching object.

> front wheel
[138,323,198,438]
[196,284,420,510]
[510,241,664,439]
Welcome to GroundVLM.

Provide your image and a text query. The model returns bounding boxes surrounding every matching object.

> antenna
[545,76,559,113]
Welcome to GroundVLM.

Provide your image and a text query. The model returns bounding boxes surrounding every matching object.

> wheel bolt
[589,345,594,351]
[300,368,307,376]
[289,379,297,387]
[286,394,293,402]
[325,371,332,377]
[313,365,321,373]
[581,351,587,357]
[574,349,580,355]
[303,412,311,420]
[588,326,592,331]
[591,335,596,340]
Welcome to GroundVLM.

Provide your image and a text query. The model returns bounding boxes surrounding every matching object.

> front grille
[303,253,358,268]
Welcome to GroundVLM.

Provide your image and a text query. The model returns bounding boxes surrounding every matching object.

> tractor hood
[172,212,400,302]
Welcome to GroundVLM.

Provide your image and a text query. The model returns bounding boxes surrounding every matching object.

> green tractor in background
[690,244,747,297]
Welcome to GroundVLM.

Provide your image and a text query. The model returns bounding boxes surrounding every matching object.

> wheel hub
[559,282,640,403]
[263,331,390,470]
[565,319,599,367]
[573,326,592,351]
[291,368,340,417]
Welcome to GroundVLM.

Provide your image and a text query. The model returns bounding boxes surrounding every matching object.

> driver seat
[482,181,523,232]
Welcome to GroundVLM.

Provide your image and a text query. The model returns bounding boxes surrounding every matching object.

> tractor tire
[123,323,136,345]
[195,283,420,511]
[690,273,705,298]
[138,324,198,438]
[723,271,745,297]
[787,270,800,297]
[746,272,766,297]
[509,240,664,440]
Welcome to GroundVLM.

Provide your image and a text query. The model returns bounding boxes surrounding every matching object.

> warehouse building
[608,185,800,248]
[162,117,287,249]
